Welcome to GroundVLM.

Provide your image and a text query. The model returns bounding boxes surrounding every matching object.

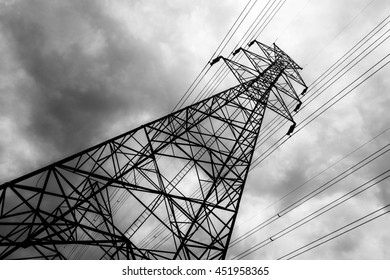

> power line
[302,0,378,67]
[230,142,390,253]
[250,0,287,41]
[300,28,390,113]
[230,41,390,253]
[251,50,390,169]
[278,203,390,259]
[197,0,289,101]
[233,168,390,259]
[192,0,283,104]
[248,14,390,169]
[252,18,390,165]
[231,0,275,52]
[274,0,312,43]
[171,0,256,111]
[232,125,390,237]
[307,13,390,91]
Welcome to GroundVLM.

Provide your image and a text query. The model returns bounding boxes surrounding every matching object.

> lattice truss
[0,41,306,260]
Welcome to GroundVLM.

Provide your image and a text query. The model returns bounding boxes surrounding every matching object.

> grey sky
[1,0,390,259]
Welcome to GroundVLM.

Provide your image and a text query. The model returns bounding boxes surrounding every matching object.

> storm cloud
[0,0,229,179]
[1,0,390,259]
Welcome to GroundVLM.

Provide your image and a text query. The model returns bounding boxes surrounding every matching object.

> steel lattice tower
[0,41,306,260]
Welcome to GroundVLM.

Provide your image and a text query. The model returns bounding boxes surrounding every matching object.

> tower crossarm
[212,45,304,135]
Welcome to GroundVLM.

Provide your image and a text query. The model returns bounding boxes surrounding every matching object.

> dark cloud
[0,0,242,182]
[0,0,187,168]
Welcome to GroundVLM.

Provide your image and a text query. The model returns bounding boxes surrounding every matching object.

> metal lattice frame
[0,41,306,260]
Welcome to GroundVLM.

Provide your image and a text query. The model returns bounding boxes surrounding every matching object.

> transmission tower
[0,41,306,260]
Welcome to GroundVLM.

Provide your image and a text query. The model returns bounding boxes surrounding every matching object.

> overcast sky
[1,0,390,259]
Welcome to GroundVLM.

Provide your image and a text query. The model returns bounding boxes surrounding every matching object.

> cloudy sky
[1,0,390,259]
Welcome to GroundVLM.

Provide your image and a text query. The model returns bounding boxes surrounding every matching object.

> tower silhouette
[0,41,306,260]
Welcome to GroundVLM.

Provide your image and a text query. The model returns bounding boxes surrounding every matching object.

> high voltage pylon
[0,41,306,260]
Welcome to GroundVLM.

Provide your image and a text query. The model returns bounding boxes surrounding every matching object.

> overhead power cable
[302,0,378,67]
[192,0,283,104]
[252,18,390,166]
[232,168,390,259]
[250,0,287,41]
[251,50,390,169]
[278,203,390,259]
[171,0,256,111]
[230,142,390,251]
[232,125,390,236]
[249,13,390,162]
[194,0,287,102]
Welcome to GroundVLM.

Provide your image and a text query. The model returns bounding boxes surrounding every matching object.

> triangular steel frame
[0,42,307,259]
